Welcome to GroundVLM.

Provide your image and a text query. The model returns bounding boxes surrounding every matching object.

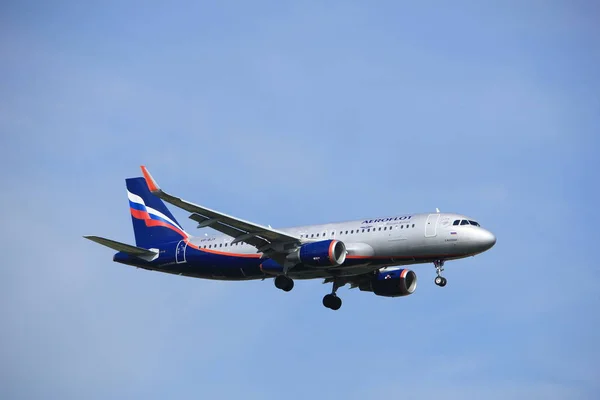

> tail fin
[126,177,188,248]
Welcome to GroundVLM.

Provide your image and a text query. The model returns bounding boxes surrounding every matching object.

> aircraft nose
[477,229,496,251]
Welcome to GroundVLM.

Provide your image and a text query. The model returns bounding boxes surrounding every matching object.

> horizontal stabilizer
[84,235,159,260]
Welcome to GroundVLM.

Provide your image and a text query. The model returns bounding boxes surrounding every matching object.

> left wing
[140,166,300,255]
[83,235,159,261]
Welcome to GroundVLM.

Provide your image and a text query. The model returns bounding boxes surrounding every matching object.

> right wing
[140,166,301,255]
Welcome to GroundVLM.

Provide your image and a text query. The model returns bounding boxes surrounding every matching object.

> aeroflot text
[362,216,412,224]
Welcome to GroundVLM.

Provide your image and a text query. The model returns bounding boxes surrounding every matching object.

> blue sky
[1,1,598,399]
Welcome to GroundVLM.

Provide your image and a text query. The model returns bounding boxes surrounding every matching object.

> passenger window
[367,229,370,232]
[331,232,334,236]
[225,243,228,247]
[345,230,348,234]
[351,230,354,234]
[219,244,222,248]
[412,224,415,228]
[311,234,314,238]
[461,220,469,225]
[378,227,381,231]
[453,220,460,226]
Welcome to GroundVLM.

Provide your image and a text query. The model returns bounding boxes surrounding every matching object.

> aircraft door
[425,214,440,237]
[176,240,187,263]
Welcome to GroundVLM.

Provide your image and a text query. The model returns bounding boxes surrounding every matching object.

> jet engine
[287,239,347,267]
[359,268,417,297]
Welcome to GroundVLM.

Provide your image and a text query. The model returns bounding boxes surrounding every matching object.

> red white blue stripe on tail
[128,191,188,237]
[126,177,187,248]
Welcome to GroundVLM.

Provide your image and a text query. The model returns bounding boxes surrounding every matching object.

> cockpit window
[460,220,469,225]
[468,220,480,227]
[453,220,460,226]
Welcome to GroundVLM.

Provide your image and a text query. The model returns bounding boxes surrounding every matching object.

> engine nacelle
[359,268,417,297]
[287,240,347,267]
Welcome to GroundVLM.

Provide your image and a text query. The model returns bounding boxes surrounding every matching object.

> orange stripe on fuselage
[346,253,464,260]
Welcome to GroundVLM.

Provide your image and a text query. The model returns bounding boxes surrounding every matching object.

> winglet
[140,165,160,193]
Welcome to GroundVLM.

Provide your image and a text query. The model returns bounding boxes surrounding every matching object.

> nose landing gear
[433,260,447,287]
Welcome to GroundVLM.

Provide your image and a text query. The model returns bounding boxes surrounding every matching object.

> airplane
[85,166,496,310]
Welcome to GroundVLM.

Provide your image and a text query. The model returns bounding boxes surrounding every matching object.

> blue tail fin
[126,177,187,248]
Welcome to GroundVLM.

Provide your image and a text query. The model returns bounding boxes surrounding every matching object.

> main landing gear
[274,275,294,292]
[434,260,447,287]
[323,280,343,310]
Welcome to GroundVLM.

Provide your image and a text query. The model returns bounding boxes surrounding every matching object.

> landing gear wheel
[433,260,446,288]
[434,276,447,287]
[331,296,342,310]
[323,294,342,310]
[274,275,294,292]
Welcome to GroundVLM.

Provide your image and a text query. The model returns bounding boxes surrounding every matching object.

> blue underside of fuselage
[113,248,262,280]
[111,243,411,281]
